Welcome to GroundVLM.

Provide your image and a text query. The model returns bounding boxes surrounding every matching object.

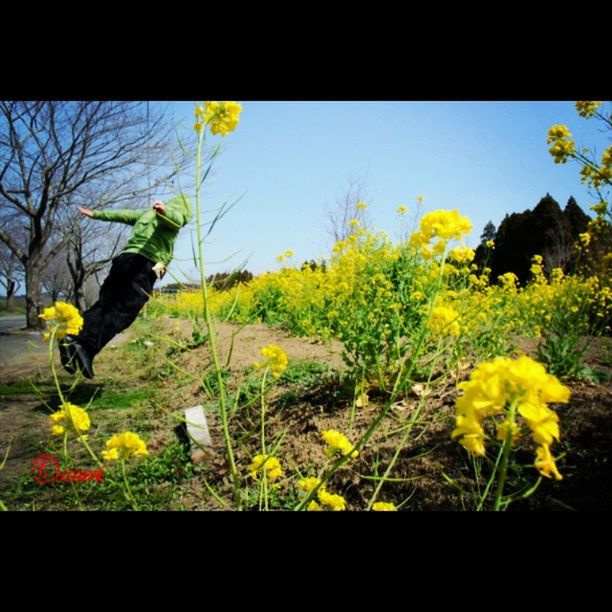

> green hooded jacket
[92,195,192,265]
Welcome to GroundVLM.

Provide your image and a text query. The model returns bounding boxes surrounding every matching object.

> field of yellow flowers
[1,99,610,511]
[1,209,610,509]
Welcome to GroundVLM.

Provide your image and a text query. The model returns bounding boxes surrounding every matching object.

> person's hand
[78,206,93,218]
[152,200,165,214]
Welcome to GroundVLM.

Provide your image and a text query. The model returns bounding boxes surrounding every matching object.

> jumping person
[61,195,191,378]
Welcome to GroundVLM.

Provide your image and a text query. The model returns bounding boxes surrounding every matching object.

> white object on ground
[184,405,212,462]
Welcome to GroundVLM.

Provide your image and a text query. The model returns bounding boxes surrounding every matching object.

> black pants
[77,252,157,359]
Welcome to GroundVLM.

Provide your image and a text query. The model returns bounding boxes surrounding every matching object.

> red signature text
[32,454,104,485]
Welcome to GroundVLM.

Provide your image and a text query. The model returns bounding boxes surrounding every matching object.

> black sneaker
[72,342,95,379]
[59,336,78,375]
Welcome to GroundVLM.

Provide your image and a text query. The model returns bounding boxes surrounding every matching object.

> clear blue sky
[159,101,608,283]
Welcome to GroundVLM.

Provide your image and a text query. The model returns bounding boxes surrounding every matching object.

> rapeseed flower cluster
[194,101,242,136]
[575,101,602,118]
[253,344,289,378]
[101,432,148,462]
[49,402,90,437]
[452,355,570,480]
[248,455,283,481]
[39,301,83,341]
[547,124,575,164]
[298,477,347,511]
[322,429,358,459]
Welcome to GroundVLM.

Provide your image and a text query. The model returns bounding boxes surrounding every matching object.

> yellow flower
[102,432,148,462]
[452,355,570,477]
[202,101,242,136]
[534,444,562,480]
[349,219,360,227]
[575,101,602,118]
[416,210,473,243]
[498,272,518,291]
[193,122,203,133]
[39,301,83,341]
[322,429,358,459]
[356,201,368,210]
[578,232,591,247]
[590,201,607,217]
[397,205,408,215]
[547,124,572,142]
[485,239,495,249]
[429,305,461,336]
[254,344,288,378]
[547,124,575,163]
[448,245,475,265]
[318,488,347,511]
[496,419,520,443]
[518,401,560,446]
[248,454,283,481]
[451,415,486,456]
[372,501,397,511]
[307,500,323,511]
[49,402,90,437]
[417,194,424,203]
[284,249,295,257]
[298,477,321,492]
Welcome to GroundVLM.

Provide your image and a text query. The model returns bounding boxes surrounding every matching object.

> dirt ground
[141,319,612,511]
[1,319,610,510]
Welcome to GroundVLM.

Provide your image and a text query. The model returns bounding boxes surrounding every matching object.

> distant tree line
[474,194,596,285]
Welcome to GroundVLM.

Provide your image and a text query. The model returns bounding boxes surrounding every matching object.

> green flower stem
[394,244,450,393]
[48,328,66,405]
[296,248,454,511]
[79,437,106,473]
[260,367,269,453]
[492,399,518,511]
[476,444,504,511]
[367,341,443,509]
[121,458,139,511]
[259,368,271,511]
[194,127,241,509]
[259,471,270,512]
[62,432,69,462]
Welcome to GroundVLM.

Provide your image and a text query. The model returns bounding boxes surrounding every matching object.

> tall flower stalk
[193,102,243,508]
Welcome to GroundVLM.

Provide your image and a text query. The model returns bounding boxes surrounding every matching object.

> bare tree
[0,101,184,328]
[0,239,23,310]
[41,245,71,303]
[323,176,372,244]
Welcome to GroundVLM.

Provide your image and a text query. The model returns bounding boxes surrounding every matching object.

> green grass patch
[279,360,330,386]
[0,380,43,396]
[89,388,157,411]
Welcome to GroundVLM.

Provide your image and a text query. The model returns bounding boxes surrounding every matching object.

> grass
[0,380,48,396]
[89,388,158,411]
[1,442,193,510]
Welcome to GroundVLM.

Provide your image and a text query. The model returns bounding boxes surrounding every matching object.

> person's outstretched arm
[78,206,143,225]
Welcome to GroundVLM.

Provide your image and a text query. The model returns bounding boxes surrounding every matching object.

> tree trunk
[6,279,15,311]
[74,286,86,313]
[25,260,44,329]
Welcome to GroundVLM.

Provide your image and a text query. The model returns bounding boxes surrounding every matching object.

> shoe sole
[73,343,95,379]
[59,340,78,375]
